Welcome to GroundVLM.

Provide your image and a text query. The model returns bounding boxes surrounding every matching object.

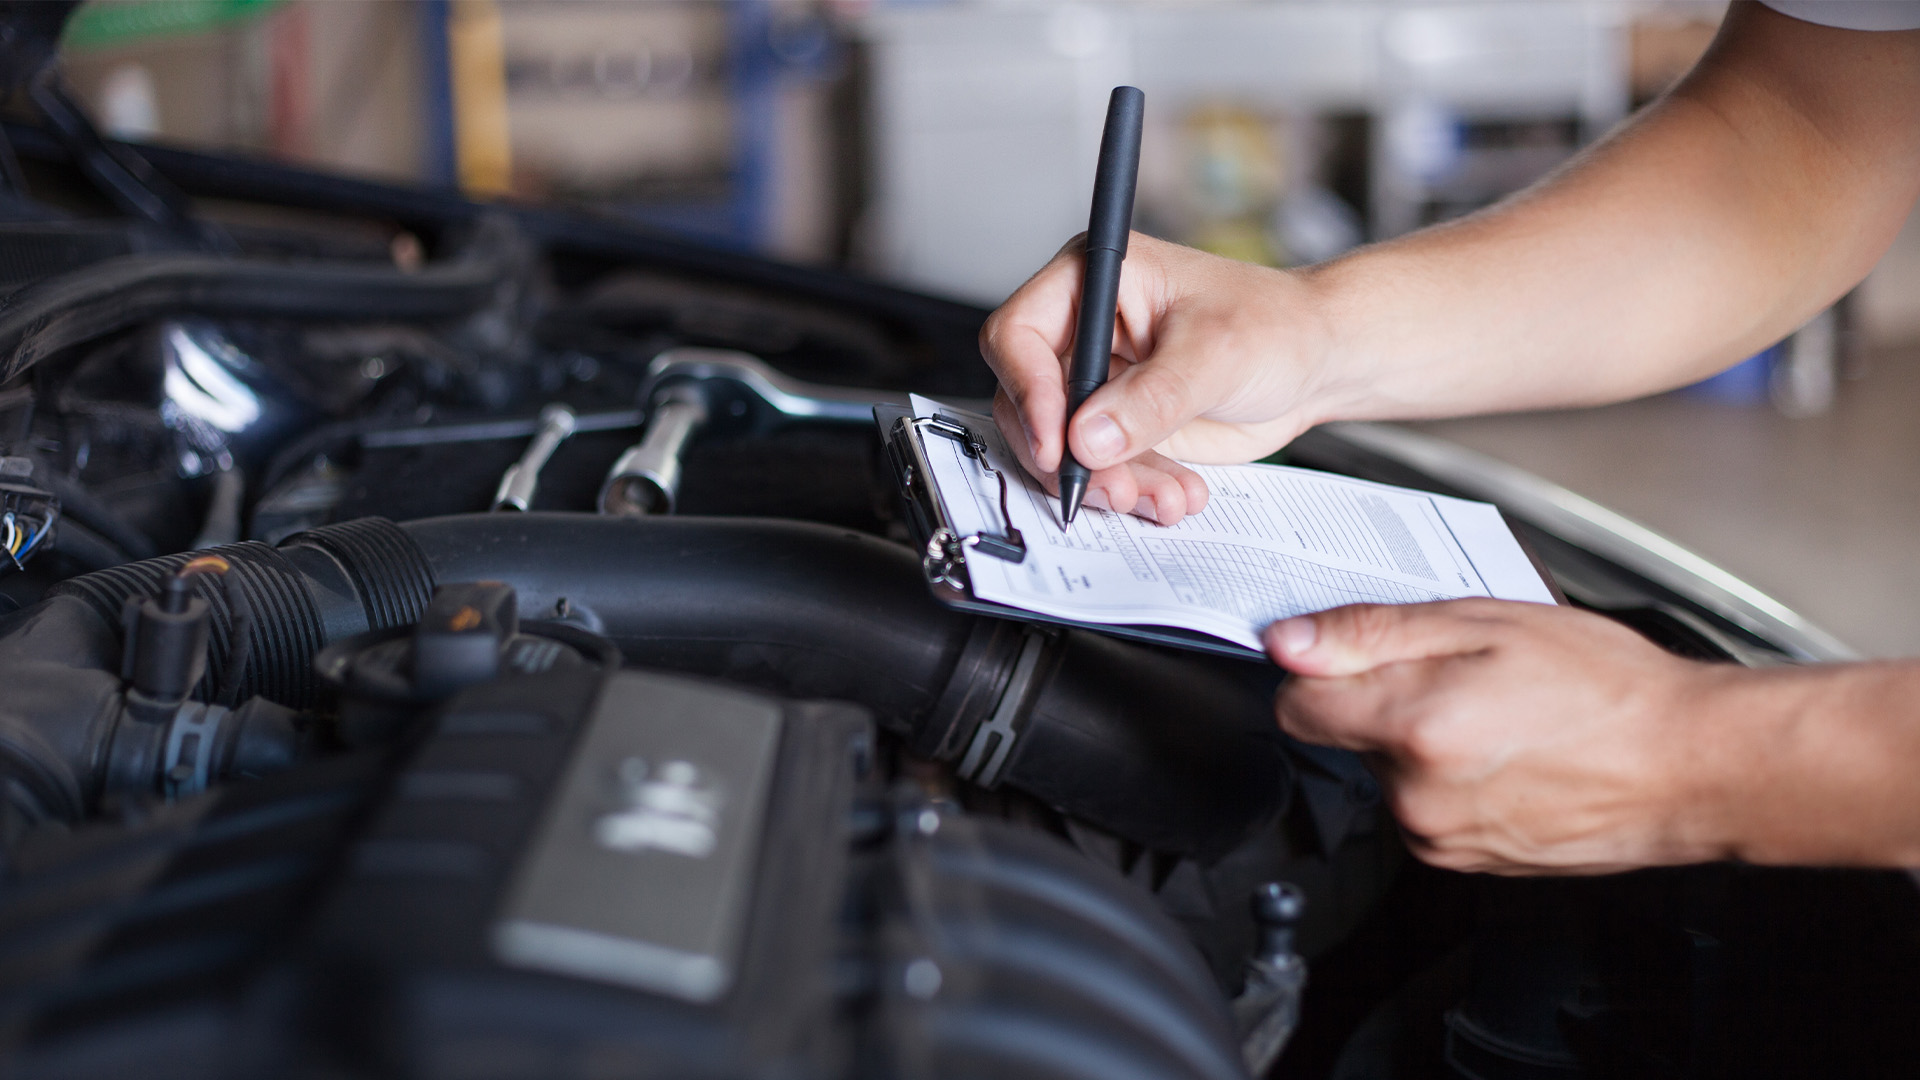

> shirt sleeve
[1759,1,1920,31]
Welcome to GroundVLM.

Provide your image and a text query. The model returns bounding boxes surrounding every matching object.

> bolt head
[1253,881,1305,925]
[904,958,943,999]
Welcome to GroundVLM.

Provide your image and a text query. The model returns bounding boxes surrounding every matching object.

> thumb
[1069,358,1203,470]
[1265,601,1506,677]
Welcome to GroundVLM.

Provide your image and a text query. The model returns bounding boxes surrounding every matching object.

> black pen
[1058,85,1145,527]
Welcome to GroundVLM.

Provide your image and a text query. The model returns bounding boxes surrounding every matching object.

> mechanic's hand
[981,233,1340,525]
[1266,598,1735,875]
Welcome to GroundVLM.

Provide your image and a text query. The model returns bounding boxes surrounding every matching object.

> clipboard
[876,403,1268,660]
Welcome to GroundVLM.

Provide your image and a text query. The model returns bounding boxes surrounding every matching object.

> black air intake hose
[34,515,1287,855]
[403,515,1289,857]
[0,517,431,821]
[0,595,303,822]
[404,515,975,721]
[49,518,435,708]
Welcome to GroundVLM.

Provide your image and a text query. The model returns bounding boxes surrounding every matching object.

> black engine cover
[0,664,1247,1080]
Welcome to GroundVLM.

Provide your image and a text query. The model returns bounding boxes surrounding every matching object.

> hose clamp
[162,701,227,800]
[956,628,1049,788]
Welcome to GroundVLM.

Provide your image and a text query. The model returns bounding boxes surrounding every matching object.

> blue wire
[15,520,46,558]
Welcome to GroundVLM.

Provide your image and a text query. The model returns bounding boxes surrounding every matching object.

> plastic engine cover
[0,664,1246,1080]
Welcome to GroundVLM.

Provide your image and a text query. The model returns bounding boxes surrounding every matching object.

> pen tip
[1058,474,1086,529]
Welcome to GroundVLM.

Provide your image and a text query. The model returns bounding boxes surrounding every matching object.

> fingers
[1267,599,1513,751]
[1147,452,1211,521]
[1276,657,1499,862]
[1063,277,1245,469]
[983,233,1171,472]
[986,232,1336,474]
[984,322,1068,472]
[1270,598,1719,876]
[1094,451,1210,524]
[1274,657,1429,753]
[1068,353,1204,470]
[997,390,1211,524]
[1264,599,1512,678]
[981,248,1085,472]
[994,389,1051,483]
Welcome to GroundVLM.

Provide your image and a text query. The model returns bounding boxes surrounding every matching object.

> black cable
[0,214,526,385]
[35,470,157,560]
[44,517,128,572]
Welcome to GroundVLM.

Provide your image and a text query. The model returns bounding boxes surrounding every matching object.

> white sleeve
[1760,1,1920,31]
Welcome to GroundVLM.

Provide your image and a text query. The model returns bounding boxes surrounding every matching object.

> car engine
[0,38,1918,1080]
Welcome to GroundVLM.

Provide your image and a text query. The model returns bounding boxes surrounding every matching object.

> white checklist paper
[910,395,1557,651]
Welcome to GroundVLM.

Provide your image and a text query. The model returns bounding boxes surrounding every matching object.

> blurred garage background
[52,0,1920,657]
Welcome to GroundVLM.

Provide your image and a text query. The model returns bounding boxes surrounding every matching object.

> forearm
[1299,3,1920,424]
[1684,661,1920,867]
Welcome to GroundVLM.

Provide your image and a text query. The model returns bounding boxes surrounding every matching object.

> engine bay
[0,71,1917,1079]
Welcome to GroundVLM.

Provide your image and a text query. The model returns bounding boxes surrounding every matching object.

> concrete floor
[1414,347,1920,659]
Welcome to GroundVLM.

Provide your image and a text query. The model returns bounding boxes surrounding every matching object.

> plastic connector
[119,556,238,722]
[0,457,59,573]
[412,581,518,699]
[120,575,211,722]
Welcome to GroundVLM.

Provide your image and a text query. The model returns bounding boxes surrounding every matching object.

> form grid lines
[1024,486,1156,581]
[1143,538,1447,625]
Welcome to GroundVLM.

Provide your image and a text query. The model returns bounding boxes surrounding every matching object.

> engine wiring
[2,510,51,571]
[0,470,60,574]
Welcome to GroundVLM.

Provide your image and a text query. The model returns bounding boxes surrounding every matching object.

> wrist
[1292,253,1395,427]
[1663,663,1773,864]
[1667,662,1920,867]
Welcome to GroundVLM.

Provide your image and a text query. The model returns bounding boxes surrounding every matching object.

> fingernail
[1270,616,1317,657]
[1081,414,1124,463]
[1133,496,1159,523]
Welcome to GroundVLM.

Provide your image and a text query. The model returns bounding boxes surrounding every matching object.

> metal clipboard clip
[889,413,1026,590]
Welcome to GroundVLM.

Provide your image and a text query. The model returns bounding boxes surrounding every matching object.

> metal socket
[492,403,577,512]
[598,390,707,516]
